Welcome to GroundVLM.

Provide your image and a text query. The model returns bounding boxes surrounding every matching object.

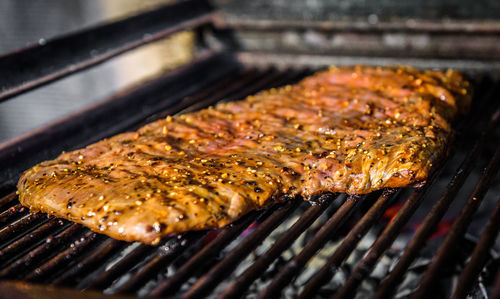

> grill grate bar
[411,146,500,299]
[146,67,307,128]
[219,194,335,299]
[168,69,263,117]
[25,230,100,283]
[183,200,300,299]
[0,213,49,243]
[0,193,17,210]
[215,69,304,105]
[259,195,359,298]
[82,243,155,291]
[451,195,500,299]
[0,223,82,278]
[0,218,66,264]
[167,67,303,124]
[52,238,125,286]
[111,232,206,294]
[297,189,398,299]
[334,170,443,299]
[493,267,500,299]
[0,204,28,226]
[143,68,263,123]
[149,211,260,296]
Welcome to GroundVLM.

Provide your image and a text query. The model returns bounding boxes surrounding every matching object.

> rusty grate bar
[297,189,398,299]
[183,200,300,298]
[219,194,335,299]
[411,146,500,299]
[258,195,360,298]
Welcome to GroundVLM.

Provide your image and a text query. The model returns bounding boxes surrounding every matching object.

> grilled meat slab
[18,66,471,244]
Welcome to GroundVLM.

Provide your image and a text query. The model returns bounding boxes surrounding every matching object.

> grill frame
[1,1,500,298]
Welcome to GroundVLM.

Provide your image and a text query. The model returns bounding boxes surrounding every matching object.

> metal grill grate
[0,66,499,298]
[0,1,500,298]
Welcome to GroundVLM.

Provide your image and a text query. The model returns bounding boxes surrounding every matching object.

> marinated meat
[17,66,472,244]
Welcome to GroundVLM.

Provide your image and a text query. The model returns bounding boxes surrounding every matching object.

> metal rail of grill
[0,0,216,103]
[1,1,500,298]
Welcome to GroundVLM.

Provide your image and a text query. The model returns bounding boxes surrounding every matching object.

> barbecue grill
[1,1,500,298]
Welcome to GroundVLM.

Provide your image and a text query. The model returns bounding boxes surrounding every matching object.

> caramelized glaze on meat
[17,66,472,244]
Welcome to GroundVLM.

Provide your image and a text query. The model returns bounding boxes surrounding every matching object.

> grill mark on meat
[17,66,472,244]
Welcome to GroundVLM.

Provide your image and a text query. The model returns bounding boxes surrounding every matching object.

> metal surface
[219,194,333,299]
[311,182,437,299]
[0,0,216,102]
[149,210,260,296]
[1,1,500,297]
[184,200,299,298]
[451,195,500,299]
[217,0,500,24]
[217,18,500,33]
[411,147,500,299]
[218,1,500,60]
[221,22,500,60]
[0,67,499,299]
[237,51,500,73]
[259,194,360,298]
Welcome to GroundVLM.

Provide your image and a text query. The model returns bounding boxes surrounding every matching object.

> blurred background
[0,0,499,142]
[0,0,193,142]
